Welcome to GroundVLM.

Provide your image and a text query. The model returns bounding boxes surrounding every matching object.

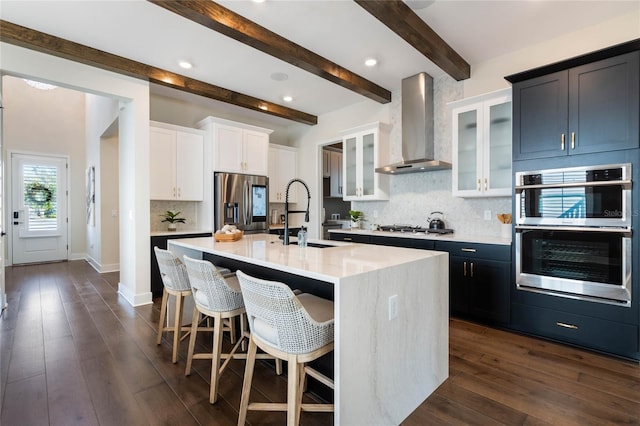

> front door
[11,153,68,264]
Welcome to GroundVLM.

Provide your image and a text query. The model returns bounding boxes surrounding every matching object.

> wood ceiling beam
[0,20,317,125]
[148,0,392,104]
[354,0,470,81]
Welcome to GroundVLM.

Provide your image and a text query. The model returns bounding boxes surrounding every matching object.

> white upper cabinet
[341,122,390,201]
[149,121,204,201]
[268,144,298,203]
[451,89,512,198]
[198,116,273,176]
[322,150,331,178]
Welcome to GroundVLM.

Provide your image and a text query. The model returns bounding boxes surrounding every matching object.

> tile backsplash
[353,170,512,237]
[150,200,201,232]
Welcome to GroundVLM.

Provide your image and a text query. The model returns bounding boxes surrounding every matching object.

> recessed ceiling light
[178,61,193,69]
[270,72,289,81]
[283,95,293,102]
[253,0,266,3]
[364,58,378,67]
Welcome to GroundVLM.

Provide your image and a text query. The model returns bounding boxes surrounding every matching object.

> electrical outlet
[388,295,398,320]
[484,210,492,221]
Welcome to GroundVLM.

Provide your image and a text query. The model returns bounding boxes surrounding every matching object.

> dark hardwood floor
[1,260,638,425]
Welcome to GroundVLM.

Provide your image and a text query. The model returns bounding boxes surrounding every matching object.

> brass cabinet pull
[463,261,467,277]
[561,133,565,150]
[461,248,476,253]
[556,322,578,330]
[173,187,176,197]
[470,262,474,277]
[343,237,352,241]
[477,178,481,191]
[178,187,181,198]
[571,132,575,149]
[484,178,488,191]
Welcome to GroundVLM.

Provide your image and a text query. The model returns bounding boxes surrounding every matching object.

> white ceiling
[2,0,638,127]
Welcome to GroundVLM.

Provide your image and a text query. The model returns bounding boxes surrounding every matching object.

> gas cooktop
[378,224,454,234]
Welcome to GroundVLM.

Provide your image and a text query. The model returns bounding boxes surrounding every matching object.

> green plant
[161,210,186,224]
[349,210,364,223]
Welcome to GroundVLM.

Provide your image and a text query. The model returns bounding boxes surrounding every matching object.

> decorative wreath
[25,182,54,205]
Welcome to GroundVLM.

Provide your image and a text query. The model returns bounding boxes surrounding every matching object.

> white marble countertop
[168,233,445,284]
[329,227,512,245]
[150,229,212,237]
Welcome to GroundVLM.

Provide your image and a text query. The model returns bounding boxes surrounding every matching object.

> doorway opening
[319,141,350,239]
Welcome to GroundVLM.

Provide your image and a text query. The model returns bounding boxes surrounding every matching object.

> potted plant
[161,210,186,231]
[349,210,364,229]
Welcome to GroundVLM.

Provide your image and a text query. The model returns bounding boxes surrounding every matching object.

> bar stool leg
[287,354,300,426]
[210,313,224,404]
[185,306,200,375]
[156,288,169,345]
[238,337,258,426]
[296,363,306,426]
[172,293,184,363]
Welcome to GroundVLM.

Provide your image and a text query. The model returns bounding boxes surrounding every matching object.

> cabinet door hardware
[343,237,353,241]
[556,321,578,330]
[463,261,467,277]
[484,178,488,191]
[561,133,565,150]
[470,262,474,277]
[571,132,575,149]
[461,248,476,252]
[477,178,481,191]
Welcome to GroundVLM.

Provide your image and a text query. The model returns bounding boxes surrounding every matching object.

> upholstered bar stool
[236,270,335,426]
[154,246,193,364]
[183,255,280,404]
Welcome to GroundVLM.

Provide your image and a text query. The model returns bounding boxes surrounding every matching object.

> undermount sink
[290,241,335,249]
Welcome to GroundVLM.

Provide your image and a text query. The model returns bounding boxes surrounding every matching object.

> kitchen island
[168,233,448,425]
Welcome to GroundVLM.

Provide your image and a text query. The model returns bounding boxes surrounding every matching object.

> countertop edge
[329,228,512,246]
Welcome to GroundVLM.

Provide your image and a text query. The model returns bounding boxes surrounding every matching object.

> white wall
[85,94,120,272]
[1,42,152,306]
[2,76,87,262]
[462,9,640,97]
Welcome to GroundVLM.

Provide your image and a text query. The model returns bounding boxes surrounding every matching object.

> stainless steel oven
[514,163,632,306]
[515,163,632,228]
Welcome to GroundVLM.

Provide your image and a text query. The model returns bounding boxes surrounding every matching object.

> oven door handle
[514,179,632,193]
[515,225,631,237]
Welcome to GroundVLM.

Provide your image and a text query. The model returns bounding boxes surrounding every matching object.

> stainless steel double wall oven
[515,163,632,306]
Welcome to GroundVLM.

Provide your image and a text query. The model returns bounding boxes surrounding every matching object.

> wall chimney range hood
[375,72,451,175]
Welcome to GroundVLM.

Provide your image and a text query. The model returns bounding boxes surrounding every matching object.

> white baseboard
[69,252,86,261]
[118,282,152,307]
[86,255,120,273]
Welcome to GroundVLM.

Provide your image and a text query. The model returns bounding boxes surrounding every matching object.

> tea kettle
[428,211,446,230]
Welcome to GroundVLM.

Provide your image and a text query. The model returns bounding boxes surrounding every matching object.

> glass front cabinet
[341,122,390,201]
[451,88,512,198]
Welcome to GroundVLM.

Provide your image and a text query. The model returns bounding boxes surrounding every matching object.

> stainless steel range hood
[375,72,451,175]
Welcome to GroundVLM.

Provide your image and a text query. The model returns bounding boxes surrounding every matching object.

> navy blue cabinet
[150,232,211,297]
[329,232,371,243]
[512,51,639,160]
[435,241,511,325]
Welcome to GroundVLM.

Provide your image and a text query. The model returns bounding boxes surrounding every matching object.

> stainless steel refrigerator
[214,172,268,234]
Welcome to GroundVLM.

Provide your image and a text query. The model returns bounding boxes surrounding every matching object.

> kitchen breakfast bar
[168,234,449,425]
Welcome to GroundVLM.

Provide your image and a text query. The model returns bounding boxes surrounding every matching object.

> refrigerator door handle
[243,180,250,226]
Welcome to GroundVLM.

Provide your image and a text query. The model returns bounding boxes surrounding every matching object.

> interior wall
[1,76,87,262]
[462,10,640,97]
[85,94,120,272]
[150,93,292,146]
[100,134,119,270]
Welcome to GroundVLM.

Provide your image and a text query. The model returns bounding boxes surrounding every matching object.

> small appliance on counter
[428,211,447,231]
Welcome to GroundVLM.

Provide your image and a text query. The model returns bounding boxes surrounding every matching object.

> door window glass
[23,164,58,232]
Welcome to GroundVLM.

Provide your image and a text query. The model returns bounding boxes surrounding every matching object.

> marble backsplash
[352,170,512,237]
[150,200,201,232]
